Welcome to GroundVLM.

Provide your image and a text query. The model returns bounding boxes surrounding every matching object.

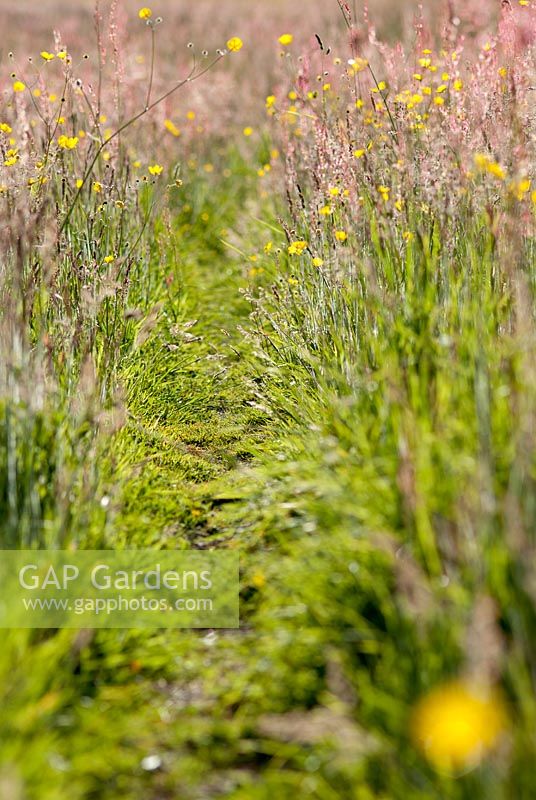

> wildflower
[265,95,276,110]
[13,81,26,92]
[75,179,84,189]
[329,187,340,197]
[148,164,163,175]
[138,7,152,19]
[57,50,67,60]
[0,123,12,134]
[395,199,404,211]
[434,97,445,106]
[243,126,254,137]
[353,149,365,159]
[40,51,55,61]
[264,242,273,253]
[348,57,368,74]
[312,257,324,267]
[411,680,507,773]
[453,79,463,91]
[288,240,307,255]
[226,37,243,53]
[335,230,348,242]
[510,178,531,201]
[93,181,103,193]
[403,231,414,242]
[320,205,333,216]
[4,155,19,167]
[532,189,536,204]
[278,34,293,46]
[58,134,79,149]
[474,153,506,181]
[288,277,299,286]
[378,185,390,202]
[104,255,114,263]
[164,119,181,137]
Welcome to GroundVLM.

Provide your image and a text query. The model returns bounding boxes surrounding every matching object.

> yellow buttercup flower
[474,153,506,181]
[13,81,26,93]
[40,51,55,61]
[148,164,163,175]
[288,240,307,255]
[58,135,79,149]
[164,119,180,137]
[226,37,243,53]
[335,230,348,242]
[138,7,152,19]
[412,681,507,773]
[93,181,103,193]
[278,34,293,46]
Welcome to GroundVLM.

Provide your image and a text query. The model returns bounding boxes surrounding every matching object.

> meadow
[0,0,535,797]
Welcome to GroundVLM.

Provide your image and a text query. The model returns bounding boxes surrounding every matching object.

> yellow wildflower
[226,37,243,53]
[13,81,26,93]
[288,240,307,255]
[278,34,293,46]
[243,126,254,137]
[40,51,55,61]
[148,164,163,175]
[411,681,507,773]
[138,7,152,19]
[93,181,103,193]
[335,230,348,242]
[58,135,79,149]
[164,119,181,137]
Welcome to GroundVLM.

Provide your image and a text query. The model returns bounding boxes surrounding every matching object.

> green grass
[0,153,535,799]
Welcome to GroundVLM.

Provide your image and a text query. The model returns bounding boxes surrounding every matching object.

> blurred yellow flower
[226,37,243,53]
[93,181,103,193]
[312,257,324,267]
[148,164,164,175]
[40,51,55,61]
[335,230,348,242]
[75,179,84,189]
[13,81,26,93]
[164,119,180,137]
[103,255,114,263]
[288,240,307,255]
[138,7,152,19]
[278,34,293,46]
[411,681,508,773]
[474,153,506,181]
[0,123,12,134]
[243,126,254,137]
[58,135,79,150]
